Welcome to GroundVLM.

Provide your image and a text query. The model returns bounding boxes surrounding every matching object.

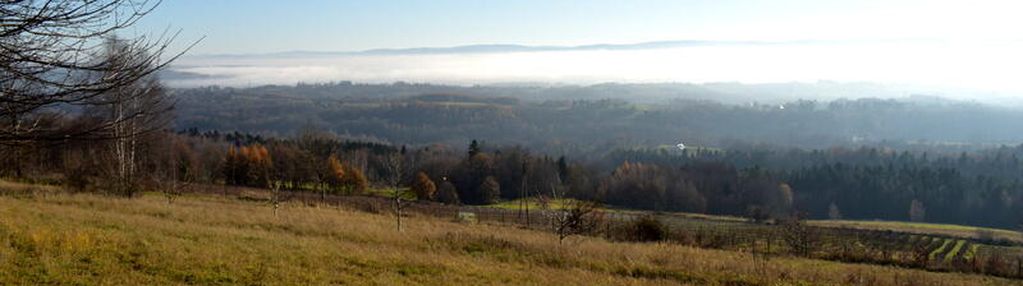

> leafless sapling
[538,184,603,243]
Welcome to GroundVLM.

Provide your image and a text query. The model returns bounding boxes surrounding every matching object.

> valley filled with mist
[174,81,1023,154]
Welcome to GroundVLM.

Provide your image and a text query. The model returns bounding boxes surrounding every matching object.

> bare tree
[150,135,196,204]
[245,147,286,216]
[1,0,195,144]
[780,212,815,257]
[269,180,281,217]
[518,160,530,227]
[159,159,189,205]
[92,37,174,196]
[538,182,602,243]
[383,152,412,231]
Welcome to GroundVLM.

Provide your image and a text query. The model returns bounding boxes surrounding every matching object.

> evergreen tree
[468,139,481,159]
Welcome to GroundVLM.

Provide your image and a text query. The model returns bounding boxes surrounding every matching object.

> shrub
[626,215,667,242]
[780,214,815,257]
[437,181,460,205]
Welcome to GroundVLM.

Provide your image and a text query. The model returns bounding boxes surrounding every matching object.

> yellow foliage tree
[340,164,368,195]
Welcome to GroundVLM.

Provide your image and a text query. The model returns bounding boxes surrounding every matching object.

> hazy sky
[141,1,1023,93]
[137,0,1023,54]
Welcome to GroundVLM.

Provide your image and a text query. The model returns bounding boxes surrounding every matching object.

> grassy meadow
[0,183,1017,285]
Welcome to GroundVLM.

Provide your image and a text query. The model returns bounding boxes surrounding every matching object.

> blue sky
[146,1,1023,93]
[136,0,1023,55]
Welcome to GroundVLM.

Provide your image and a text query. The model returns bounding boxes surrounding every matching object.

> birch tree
[1,0,191,143]
[93,37,172,196]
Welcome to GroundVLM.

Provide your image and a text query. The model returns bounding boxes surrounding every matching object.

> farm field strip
[945,240,968,262]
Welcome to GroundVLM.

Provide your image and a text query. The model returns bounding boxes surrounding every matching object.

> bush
[626,215,667,242]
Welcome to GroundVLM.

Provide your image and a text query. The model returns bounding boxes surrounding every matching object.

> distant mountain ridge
[356,40,772,55]
[184,38,951,59]
[185,40,866,58]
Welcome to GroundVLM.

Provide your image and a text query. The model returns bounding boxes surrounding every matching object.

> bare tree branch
[1,0,197,144]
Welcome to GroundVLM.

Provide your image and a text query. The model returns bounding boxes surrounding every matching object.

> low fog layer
[166,41,1023,101]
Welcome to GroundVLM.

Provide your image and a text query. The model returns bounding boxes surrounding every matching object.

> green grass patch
[962,244,981,261]
[364,187,416,200]
[929,239,953,261]
[489,198,582,210]
[944,240,966,262]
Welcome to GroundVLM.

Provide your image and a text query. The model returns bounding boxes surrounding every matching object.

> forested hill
[174,82,1023,154]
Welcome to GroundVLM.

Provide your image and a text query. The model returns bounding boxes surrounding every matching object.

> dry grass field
[0,185,1018,285]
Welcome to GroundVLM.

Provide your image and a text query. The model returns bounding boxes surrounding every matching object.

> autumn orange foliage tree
[411,171,437,201]
[223,144,272,187]
[324,154,346,194]
[321,154,367,195]
[340,163,368,195]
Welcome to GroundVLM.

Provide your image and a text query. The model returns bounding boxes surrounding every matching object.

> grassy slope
[0,192,1015,285]
[810,220,1022,243]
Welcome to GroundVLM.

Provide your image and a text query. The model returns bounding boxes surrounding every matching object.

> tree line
[11,121,1023,230]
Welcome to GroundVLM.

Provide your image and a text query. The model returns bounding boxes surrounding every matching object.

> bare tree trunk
[395,195,403,232]
[271,182,280,217]
[384,153,407,232]
[113,91,130,195]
